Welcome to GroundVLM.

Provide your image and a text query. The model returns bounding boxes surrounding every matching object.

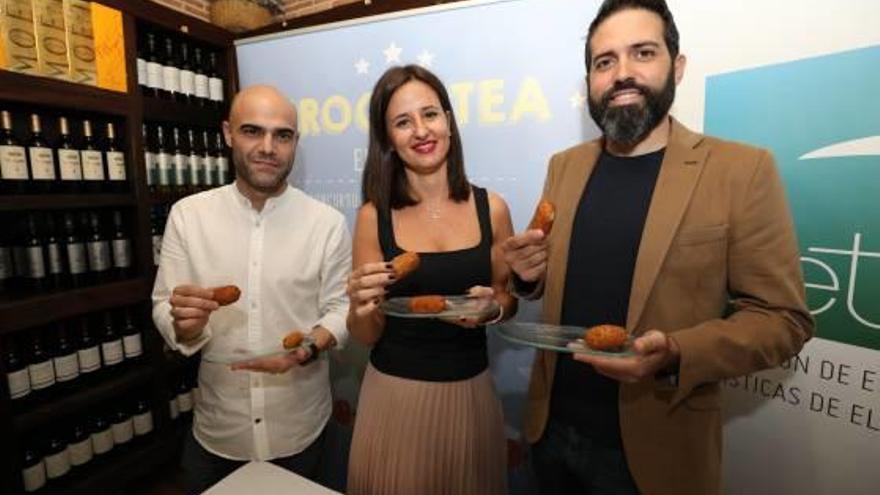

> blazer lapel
[626,119,709,331]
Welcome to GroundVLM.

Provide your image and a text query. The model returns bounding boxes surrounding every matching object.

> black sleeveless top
[370,186,493,382]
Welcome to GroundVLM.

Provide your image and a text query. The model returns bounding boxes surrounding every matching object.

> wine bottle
[187,128,203,191]
[215,131,230,185]
[5,337,31,401]
[56,116,83,192]
[23,213,48,291]
[44,213,65,289]
[27,114,58,193]
[172,126,189,196]
[43,432,71,481]
[21,443,46,493]
[99,312,123,367]
[132,397,154,436]
[208,51,224,108]
[80,120,106,193]
[145,31,163,98]
[111,405,134,445]
[193,47,209,106]
[155,125,172,198]
[0,110,29,194]
[105,122,127,192]
[178,41,195,104]
[62,212,88,287]
[143,124,156,195]
[162,36,180,101]
[85,211,112,282]
[89,413,114,455]
[110,210,132,279]
[52,323,80,384]
[121,308,143,360]
[202,130,215,188]
[67,420,94,467]
[76,317,102,375]
[28,331,56,392]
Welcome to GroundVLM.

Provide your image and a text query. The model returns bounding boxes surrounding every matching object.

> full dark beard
[588,68,676,146]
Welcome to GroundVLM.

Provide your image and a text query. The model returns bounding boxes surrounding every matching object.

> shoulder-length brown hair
[361,65,469,212]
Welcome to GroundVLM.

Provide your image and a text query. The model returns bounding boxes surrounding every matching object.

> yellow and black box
[0,0,41,75]
[33,0,70,80]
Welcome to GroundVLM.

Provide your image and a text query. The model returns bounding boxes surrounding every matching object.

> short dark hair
[361,65,469,212]
[584,0,680,72]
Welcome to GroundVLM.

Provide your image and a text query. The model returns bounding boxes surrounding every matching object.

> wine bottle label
[123,333,143,358]
[111,419,134,444]
[177,391,193,412]
[53,353,79,382]
[0,145,28,179]
[28,360,55,389]
[194,74,209,98]
[209,77,224,102]
[81,150,104,180]
[46,242,63,275]
[66,243,88,274]
[7,368,31,399]
[91,430,113,455]
[25,246,46,279]
[179,69,195,96]
[77,346,101,373]
[136,57,147,85]
[28,147,56,180]
[188,154,202,185]
[87,240,111,272]
[133,411,154,435]
[111,239,131,268]
[157,152,171,186]
[44,451,71,479]
[217,156,229,184]
[22,460,46,492]
[67,438,93,466]
[106,151,126,181]
[146,61,162,90]
[0,247,13,280]
[152,234,162,266]
[162,65,180,93]
[173,153,188,186]
[203,156,216,186]
[168,398,179,419]
[58,149,83,180]
[101,340,123,366]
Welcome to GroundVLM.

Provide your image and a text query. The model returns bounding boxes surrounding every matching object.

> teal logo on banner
[705,45,880,350]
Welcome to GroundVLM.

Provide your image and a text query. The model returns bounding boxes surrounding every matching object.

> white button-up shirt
[152,184,351,461]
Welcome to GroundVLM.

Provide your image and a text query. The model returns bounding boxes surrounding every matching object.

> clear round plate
[493,321,635,357]
[380,295,500,320]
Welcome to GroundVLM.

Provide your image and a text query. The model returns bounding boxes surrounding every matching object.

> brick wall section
[148,0,363,24]
[281,0,361,19]
[150,0,212,21]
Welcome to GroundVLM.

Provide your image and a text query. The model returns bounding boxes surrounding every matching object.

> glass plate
[380,295,500,319]
[201,336,314,365]
[493,321,635,357]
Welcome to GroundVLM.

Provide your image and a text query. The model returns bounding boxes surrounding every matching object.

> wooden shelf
[0,193,136,211]
[12,364,155,433]
[0,70,131,117]
[34,426,185,495]
[0,278,152,334]
[141,94,225,128]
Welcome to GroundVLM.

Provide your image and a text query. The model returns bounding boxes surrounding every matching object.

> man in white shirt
[152,85,351,494]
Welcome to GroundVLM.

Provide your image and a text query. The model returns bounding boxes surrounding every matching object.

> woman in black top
[346,65,517,495]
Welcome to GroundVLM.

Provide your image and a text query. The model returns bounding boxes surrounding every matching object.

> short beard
[233,150,293,194]
[588,68,676,146]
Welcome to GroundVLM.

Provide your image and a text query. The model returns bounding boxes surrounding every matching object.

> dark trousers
[181,426,327,495]
[531,418,641,495]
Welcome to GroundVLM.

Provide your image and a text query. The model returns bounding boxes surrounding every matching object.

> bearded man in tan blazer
[501,1,814,494]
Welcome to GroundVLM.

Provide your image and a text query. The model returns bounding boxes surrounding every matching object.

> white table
[204,461,341,494]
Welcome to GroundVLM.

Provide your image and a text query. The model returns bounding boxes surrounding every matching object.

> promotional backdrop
[236,1,880,493]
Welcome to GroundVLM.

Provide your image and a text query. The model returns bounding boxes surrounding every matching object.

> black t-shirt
[550,148,664,444]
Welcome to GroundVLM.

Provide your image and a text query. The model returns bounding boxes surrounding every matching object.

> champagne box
[0,0,40,75]
[32,0,70,80]
[62,0,95,85]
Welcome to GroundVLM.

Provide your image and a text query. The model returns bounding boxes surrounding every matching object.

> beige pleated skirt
[347,364,508,495]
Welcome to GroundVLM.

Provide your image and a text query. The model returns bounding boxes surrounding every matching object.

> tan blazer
[523,119,813,495]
